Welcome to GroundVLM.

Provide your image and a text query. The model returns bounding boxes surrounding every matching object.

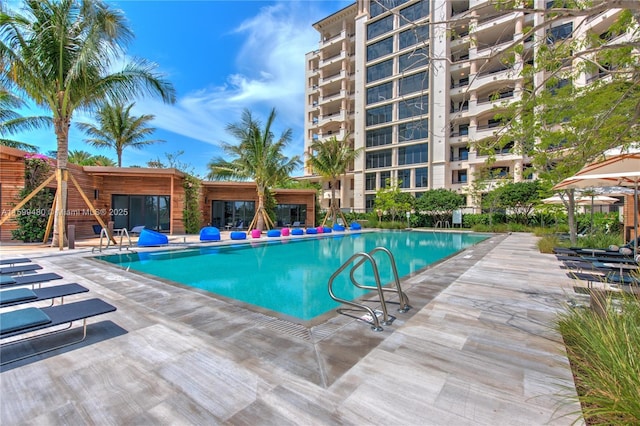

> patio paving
[0,232,584,425]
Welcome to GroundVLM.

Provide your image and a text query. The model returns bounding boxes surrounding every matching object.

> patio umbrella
[553,153,640,253]
[542,194,619,235]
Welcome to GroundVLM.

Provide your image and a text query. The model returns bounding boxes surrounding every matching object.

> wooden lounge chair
[0,273,63,289]
[0,283,89,308]
[0,298,117,365]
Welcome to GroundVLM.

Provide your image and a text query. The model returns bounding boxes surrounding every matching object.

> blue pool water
[97,231,488,321]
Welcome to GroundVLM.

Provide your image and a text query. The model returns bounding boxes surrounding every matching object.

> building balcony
[471,68,513,90]
[319,30,346,48]
[318,110,348,127]
[319,50,347,68]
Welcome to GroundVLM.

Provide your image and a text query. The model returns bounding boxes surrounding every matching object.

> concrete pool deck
[0,231,585,425]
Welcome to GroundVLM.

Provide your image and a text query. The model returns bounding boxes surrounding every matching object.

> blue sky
[9,0,352,177]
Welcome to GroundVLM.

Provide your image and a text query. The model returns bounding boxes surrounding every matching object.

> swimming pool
[96,231,488,321]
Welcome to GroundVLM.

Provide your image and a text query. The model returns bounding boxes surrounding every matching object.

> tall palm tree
[0,87,50,152]
[77,101,163,167]
[0,0,175,247]
[207,108,301,231]
[307,134,363,226]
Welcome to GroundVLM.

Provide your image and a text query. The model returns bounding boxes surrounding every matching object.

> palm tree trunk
[330,178,337,225]
[51,115,70,248]
[256,189,265,231]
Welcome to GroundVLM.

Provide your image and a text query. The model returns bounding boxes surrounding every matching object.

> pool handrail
[348,247,411,313]
[328,251,390,331]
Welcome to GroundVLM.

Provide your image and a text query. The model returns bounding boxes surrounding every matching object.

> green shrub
[557,293,640,424]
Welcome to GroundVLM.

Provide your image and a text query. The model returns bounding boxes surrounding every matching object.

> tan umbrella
[554,153,640,252]
[541,195,618,205]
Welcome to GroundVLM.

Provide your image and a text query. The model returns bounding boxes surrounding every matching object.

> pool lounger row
[1,298,117,365]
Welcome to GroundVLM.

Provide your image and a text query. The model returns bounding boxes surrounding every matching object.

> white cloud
[133,0,323,155]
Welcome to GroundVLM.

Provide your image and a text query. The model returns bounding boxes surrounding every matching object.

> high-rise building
[303,0,626,212]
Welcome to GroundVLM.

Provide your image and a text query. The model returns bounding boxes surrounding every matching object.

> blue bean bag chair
[267,229,281,237]
[137,229,169,247]
[350,222,362,231]
[199,226,220,241]
[333,224,345,231]
[322,227,332,233]
[230,231,247,240]
[291,228,304,236]
[306,228,318,234]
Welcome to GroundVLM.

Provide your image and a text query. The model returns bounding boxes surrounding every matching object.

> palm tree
[207,108,301,231]
[77,101,163,167]
[0,0,175,247]
[306,134,363,226]
[67,149,116,166]
[0,87,50,152]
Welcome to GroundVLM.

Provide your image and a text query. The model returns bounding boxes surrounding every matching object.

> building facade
[303,0,628,212]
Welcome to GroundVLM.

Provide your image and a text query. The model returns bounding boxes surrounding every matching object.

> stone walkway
[0,232,584,425]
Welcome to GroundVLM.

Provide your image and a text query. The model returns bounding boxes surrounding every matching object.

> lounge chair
[0,273,63,289]
[291,221,301,228]
[0,257,31,266]
[0,298,117,365]
[0,263,42,276]
[233,220,244,231]
[0,283,88,308]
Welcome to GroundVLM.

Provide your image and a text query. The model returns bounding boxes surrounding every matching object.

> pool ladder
[92,228,133,253]
[328,247,411,332]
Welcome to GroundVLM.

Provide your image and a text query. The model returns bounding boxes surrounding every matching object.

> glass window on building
[367,81,393,104]
[399,71,428,96]
[398,94,428,119]
[370,0,410,18]
[112,194,171,232]
[366,149,393,169]
[365,172,377,190]
[399,24,429,49]
[398,169,411,188]
[399,119,428,142]
[367,15,394,40]
[399,0,430,26]
[365,194,376,211]
[366,126,393,147]
[379,171,391,188]
[366,103,393,126]
[211,200,255,229]
[367,36,394,61]
[546,22,573,43]
[275,204,307,227]
[367,59,394,83]
[398,143,428,165]
[415,167,428,187]
[399,47,428,72]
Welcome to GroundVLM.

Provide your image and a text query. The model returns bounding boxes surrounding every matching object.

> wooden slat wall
[0,157,26,241]
[623,194,639,243]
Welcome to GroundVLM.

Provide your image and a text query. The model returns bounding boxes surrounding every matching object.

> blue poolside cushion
[0,307,52,335]
[322,227,332,233]
[291,228,304,236]
[267,229,281,237]
[230,231,247,240]
[350,222,362,230]
[137,229,169,247]
[306,228,318,234]
[333,224,345,231]
[199,226,221,241]
[0,275,17,285]
[0,288,37,305]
